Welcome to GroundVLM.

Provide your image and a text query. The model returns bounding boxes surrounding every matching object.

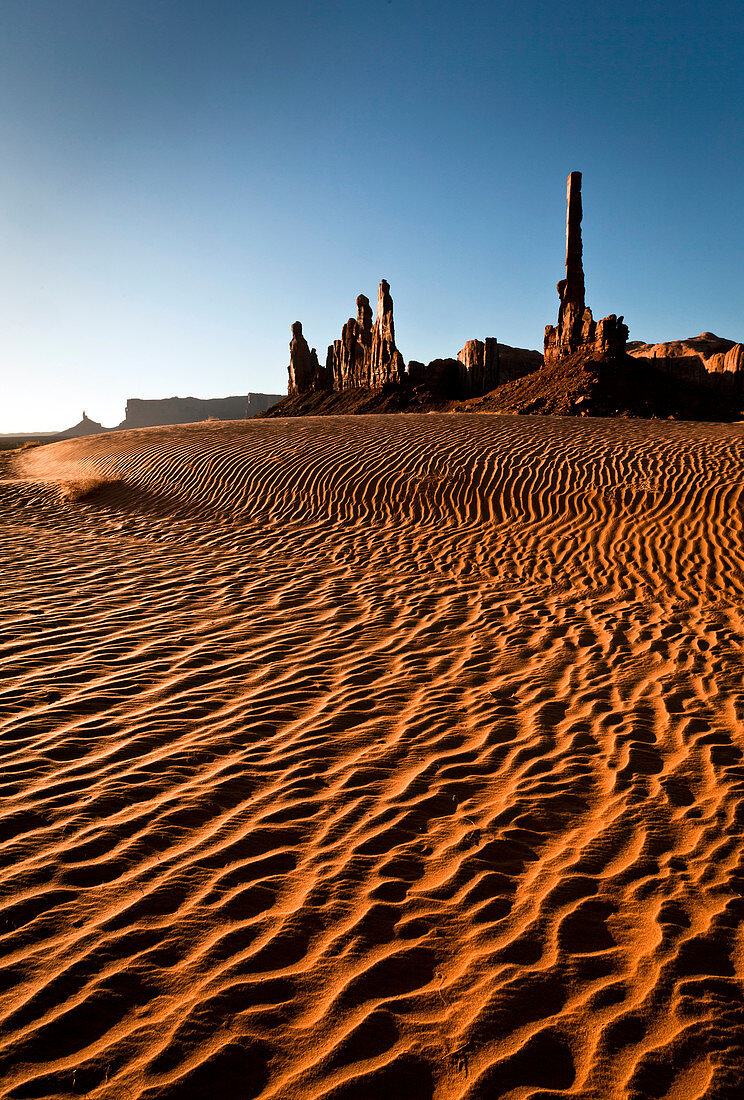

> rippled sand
[2,414,744,1099]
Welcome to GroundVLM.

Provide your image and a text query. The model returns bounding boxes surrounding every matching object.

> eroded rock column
[545,171,628,363]
[288,321,323,394]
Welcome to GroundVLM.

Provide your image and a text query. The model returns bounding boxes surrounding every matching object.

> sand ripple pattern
[1,414,744,1099]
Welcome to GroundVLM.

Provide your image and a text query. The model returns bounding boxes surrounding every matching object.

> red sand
[2,414,744,1099]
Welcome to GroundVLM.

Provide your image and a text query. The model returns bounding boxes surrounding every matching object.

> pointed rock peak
[356,295,373,334]
[375,279,396,346]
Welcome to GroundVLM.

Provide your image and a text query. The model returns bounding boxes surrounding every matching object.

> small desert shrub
[18,440,43,451]
[59,476,121,502]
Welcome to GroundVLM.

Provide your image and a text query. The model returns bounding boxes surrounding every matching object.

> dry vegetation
[57,475,121,502]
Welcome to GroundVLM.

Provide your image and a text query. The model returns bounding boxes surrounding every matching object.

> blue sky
[1,0,742,431]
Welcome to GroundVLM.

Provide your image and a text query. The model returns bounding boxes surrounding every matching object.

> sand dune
[2,414,744,1099]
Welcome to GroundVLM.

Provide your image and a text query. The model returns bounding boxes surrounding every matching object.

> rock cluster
[544,172,628,364]
[283,173,743,414]
[288,279,539,399]
[324,296,372,389]
[289,280,405,393]
[325,280,405,390]
[454,340,541,395]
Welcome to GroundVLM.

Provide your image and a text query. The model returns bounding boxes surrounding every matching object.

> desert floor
[2,414,744,1100]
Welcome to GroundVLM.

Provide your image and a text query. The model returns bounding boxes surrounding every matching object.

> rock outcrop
[464,349,734,421]
[288,322,325,395]
[457,338,500,396]
[370,279,406,387]
[325,296,373,390]
[57,412,106,438]
[325,280,405,390]
[627,333,744,395]
[544,172,628,364]
[245,393,285,417]
[408,358,460,393]
[456,339,542,396]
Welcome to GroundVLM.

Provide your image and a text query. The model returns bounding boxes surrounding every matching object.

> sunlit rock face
[325,294,373,391]
[289,279,541,400]
[627,333,744,395]
[288,321,325,395]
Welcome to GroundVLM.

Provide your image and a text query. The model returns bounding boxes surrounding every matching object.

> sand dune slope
[2,414,744,1099]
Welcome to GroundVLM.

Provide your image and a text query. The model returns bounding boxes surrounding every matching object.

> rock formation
[408,358,460,393]
[544,172,628,364]
[370,279,405,387]
[245,392,285,417]
[455,339,543,396]
[627,333,744,395]
[325,295,373,390]
[457,339,500,396]
[288,321,325,395]
[326,280,405,390]
[58,412,106,438]
[288,279,541,400]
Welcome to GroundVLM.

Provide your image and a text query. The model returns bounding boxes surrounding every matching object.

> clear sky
[1,0,742,431]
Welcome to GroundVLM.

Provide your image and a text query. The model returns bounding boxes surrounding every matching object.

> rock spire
[544,172,628,363]
[287,321,324,395]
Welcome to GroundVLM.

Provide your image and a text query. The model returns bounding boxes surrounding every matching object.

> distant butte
[118,393,283,428]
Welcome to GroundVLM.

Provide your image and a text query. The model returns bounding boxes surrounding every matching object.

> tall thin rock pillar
[545,171,627,364]
[562,171,585,311]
